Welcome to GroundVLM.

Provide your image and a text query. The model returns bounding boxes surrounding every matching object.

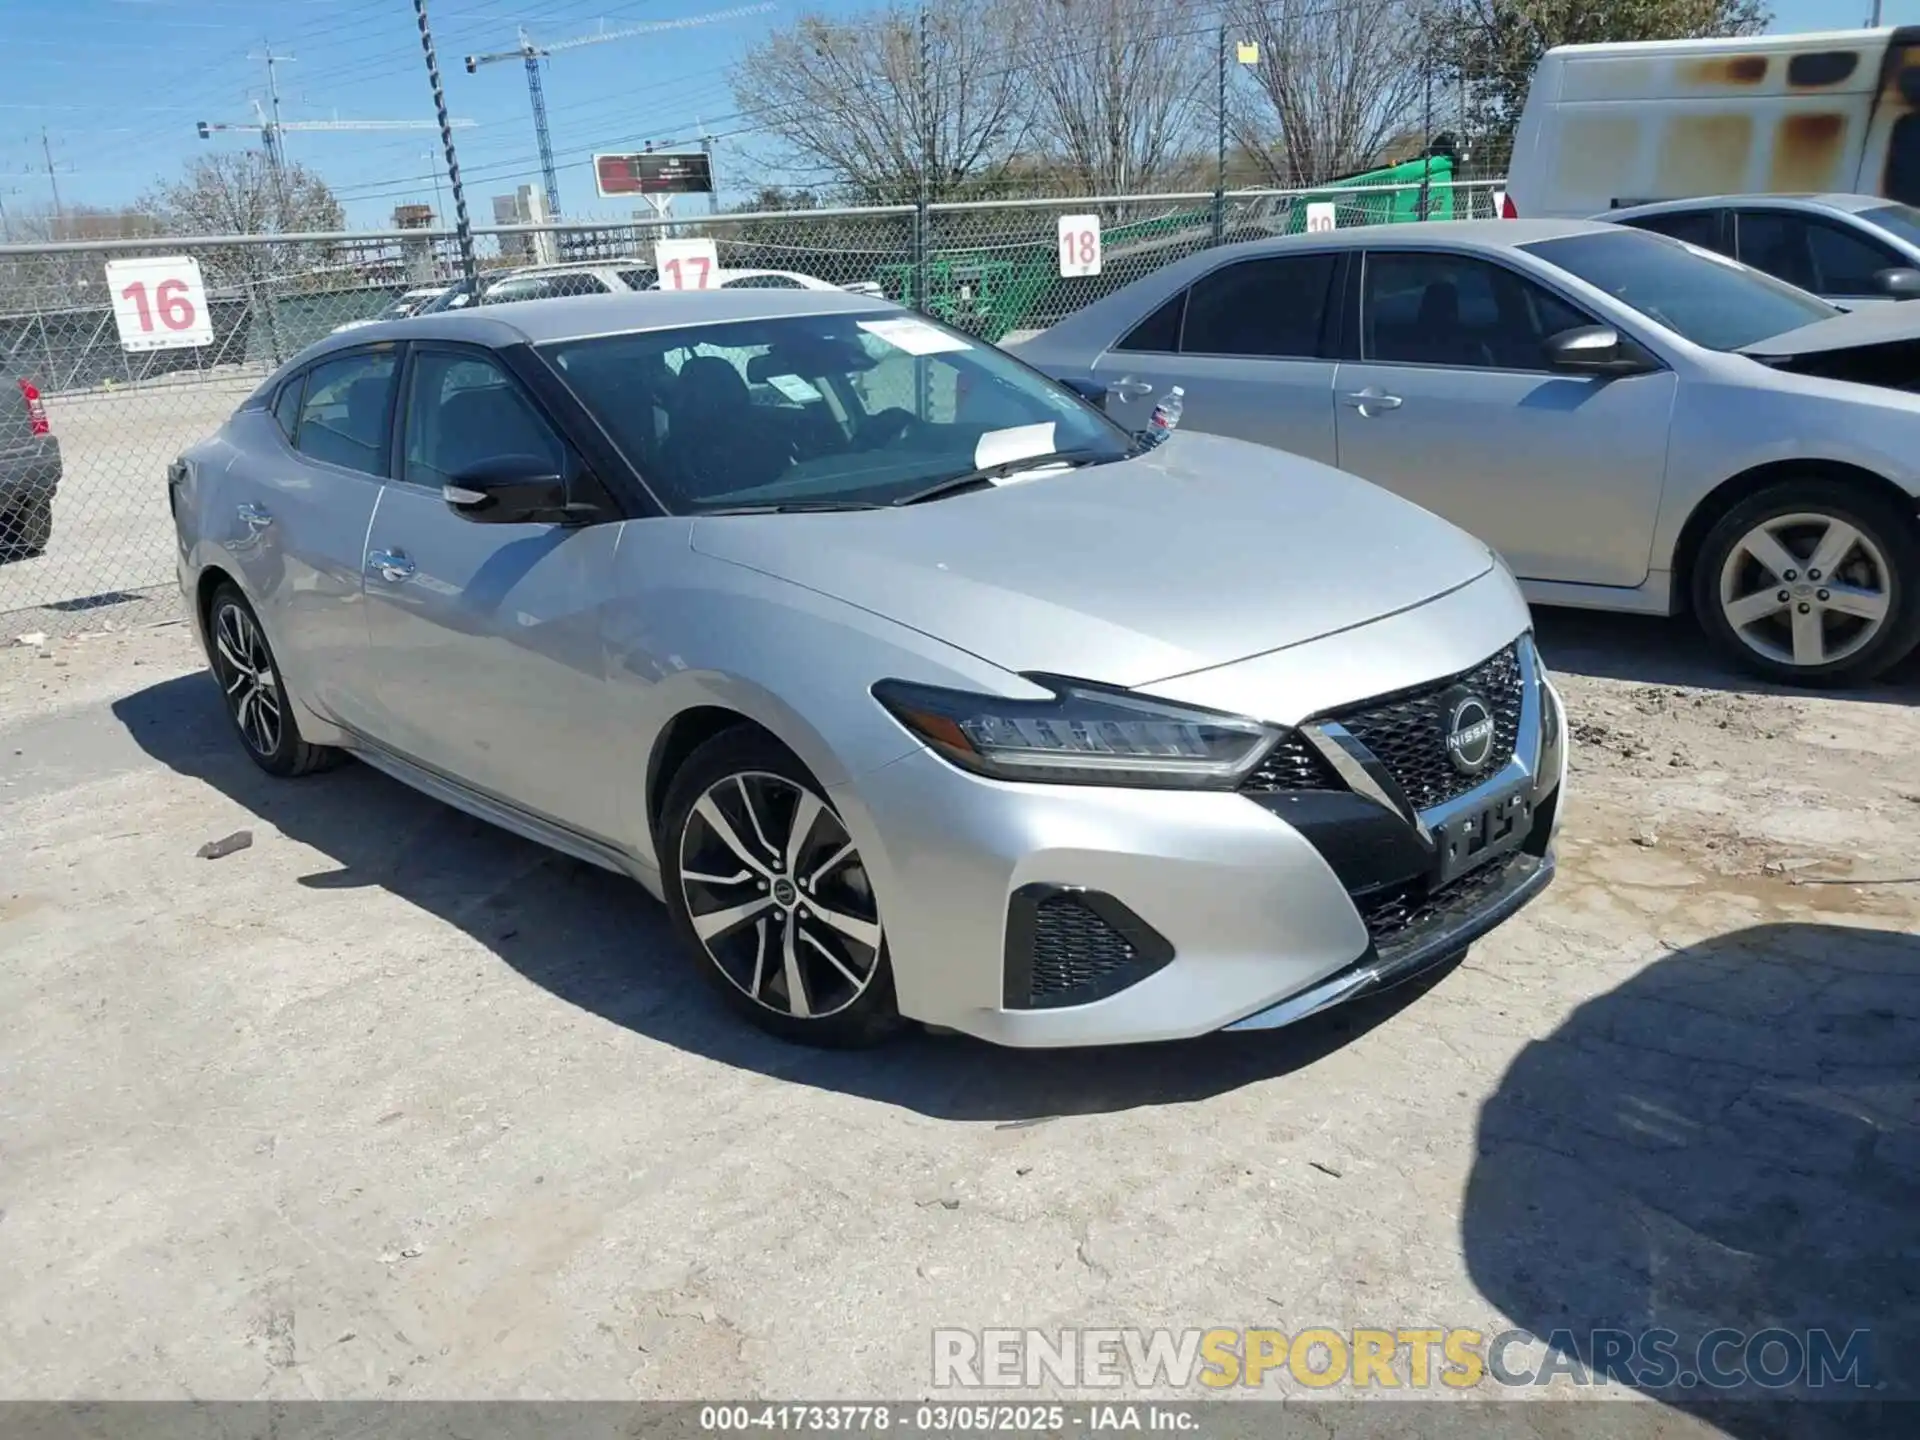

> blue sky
[9,0,1918,230]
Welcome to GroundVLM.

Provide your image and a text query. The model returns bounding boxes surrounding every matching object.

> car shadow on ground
[114,671,1455,1122]
[1462,922,1917,1438]
[1531,606,1920,702]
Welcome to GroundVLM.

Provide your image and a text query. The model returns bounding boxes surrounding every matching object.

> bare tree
[1018,0,1211,194]
[1226,0,1430,186]
[136,152,343,240]
[729,0,1034,202]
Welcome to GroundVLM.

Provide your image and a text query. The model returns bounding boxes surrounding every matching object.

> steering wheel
[855,407,919,449]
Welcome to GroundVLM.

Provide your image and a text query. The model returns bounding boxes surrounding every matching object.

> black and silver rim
[211,601,284,757]
[677,771,883,1020]
[1718,512,1892,669]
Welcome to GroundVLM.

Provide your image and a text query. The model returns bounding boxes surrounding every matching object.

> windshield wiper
[890,449,1112,507]
[700,499,889,515]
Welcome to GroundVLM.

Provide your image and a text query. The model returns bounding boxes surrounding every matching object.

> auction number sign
[1305,202,1338,234]
[105,256,214,351]
[1057,214,1102,277]
[654,237,720,290]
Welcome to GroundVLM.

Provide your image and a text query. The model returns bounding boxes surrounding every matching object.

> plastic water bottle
[1144,386,1185,447]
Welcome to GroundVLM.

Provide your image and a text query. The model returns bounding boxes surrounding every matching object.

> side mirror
[444,455,596,525]
[1543,324,1654,376]
[1056,375,1110,411]
[1872,266,1920,300]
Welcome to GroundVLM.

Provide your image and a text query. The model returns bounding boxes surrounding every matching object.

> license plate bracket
[1431,785,1531,887]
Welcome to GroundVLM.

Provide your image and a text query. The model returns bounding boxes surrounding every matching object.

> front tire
[660,728,903,1047]
[1692,480,1920,687]
[205,583,340,777]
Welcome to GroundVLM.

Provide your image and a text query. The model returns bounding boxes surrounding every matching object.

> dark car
[0,347,59,559]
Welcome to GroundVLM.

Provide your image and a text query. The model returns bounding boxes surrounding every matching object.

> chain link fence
[0,179,1502,637]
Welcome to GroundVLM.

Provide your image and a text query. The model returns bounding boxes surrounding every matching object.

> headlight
[871,675,1279,789]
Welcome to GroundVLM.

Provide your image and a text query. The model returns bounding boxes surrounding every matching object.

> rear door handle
[1341,388,1403,411]
[1109,378,1154,400]
[236,502,272,529]
[366,548,415,583]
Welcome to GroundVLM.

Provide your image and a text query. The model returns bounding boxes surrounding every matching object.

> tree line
[727,0,1769,203]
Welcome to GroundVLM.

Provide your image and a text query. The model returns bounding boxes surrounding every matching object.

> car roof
[1235,217,1615,251]
[310,288,898,352]
[1603,193,1890,220]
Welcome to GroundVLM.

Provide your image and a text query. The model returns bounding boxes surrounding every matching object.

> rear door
[221,346,397,733]
[1332,248,1676,587]
[359,342,623,842]
[1090,251,1342,465]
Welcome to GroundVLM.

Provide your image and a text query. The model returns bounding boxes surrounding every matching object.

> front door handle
[236,502,272,529]
[1341,388,1403,412]
[366,548,415,583]
[1109,378,1155,401]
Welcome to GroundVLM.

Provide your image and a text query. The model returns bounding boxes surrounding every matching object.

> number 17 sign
[104,255,214,352]
[1057,214,1102,277]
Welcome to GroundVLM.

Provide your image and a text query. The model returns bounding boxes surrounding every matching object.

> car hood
[1739,303,1920,358]
[688,431,1495,688]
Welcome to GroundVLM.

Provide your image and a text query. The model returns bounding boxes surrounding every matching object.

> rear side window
[1114,292,1185,353]
[1622,209,1726,252]
[292,351,397,477]
[272,375,304,439]
[1180,255,1336,359]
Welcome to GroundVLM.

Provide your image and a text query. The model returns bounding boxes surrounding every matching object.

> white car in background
[330,285,454,335]
[479,259,658,303]
[648,267,885,297]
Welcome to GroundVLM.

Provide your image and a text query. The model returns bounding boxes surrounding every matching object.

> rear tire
[1691,480,1920,687]
[2,496,51,558]
[205,583,341,777]
[660,727,903,1048]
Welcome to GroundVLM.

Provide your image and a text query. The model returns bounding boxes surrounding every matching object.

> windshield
[1862,202,1920,251]
[545,312,1134,512]
[1523,229,1838,350]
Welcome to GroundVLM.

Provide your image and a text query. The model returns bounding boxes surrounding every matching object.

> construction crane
[197,100,476,170]
[464,2,773,221]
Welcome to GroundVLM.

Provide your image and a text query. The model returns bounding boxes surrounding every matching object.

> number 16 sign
[105,256,214,352]
[1057,214,1102,277]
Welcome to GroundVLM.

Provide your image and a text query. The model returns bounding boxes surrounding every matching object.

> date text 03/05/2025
[698,1403,1199,1432]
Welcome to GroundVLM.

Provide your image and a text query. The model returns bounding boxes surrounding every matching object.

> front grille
[1029,896,1140,1001]
[1326,644,1525,811]
[1242,732,1341,793]
[1005,887,1175,1009]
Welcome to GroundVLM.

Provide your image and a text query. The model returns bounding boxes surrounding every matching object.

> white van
[1507,25,1920,218]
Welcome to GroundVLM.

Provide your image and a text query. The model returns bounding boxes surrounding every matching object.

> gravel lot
[1,609,1915,1435]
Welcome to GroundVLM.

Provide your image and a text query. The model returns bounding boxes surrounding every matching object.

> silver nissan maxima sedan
[168,290,1566,1048]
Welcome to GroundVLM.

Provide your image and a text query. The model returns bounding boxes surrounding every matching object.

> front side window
[548,312,1133,512]
[1362,252,1591,370]
[292,351,396,477]
[1180,254,1336,359]
[1861,201,1920,249]
[1803,218,1904,294]
[402,350,566,491]
[1522,229,1836,350]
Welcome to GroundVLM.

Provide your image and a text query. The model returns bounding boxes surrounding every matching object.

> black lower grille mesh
[1327,644,1525,811]
[1356,851,1530,957]
[1029,896,1139,1002]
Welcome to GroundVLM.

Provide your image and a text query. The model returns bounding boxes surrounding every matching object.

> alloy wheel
[1717,512,1892,670]
[211,601,284,758]
[677,770,883,1020]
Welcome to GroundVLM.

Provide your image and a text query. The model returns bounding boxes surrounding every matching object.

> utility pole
[39,127,64,220]
[915,2,933,316]
[1213,25,1228,244]
[414,0,477,286]
[1870,1,1883,25]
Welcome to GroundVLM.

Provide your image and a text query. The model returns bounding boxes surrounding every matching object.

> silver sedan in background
[1018,220,1920,686]
[169,291,1563,1048]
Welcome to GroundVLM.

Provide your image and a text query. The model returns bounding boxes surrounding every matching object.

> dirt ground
[1,608,1914,1435]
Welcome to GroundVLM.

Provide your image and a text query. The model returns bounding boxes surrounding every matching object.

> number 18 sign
[1057,214,1102,277]
[104,255,214,352]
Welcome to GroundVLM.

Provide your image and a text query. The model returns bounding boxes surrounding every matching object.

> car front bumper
[836,630,1567,1048]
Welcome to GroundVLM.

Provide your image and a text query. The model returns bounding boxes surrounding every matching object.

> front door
[1091,251,1342,465]
[1333,249,1677,588]
[360,344,622,842]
